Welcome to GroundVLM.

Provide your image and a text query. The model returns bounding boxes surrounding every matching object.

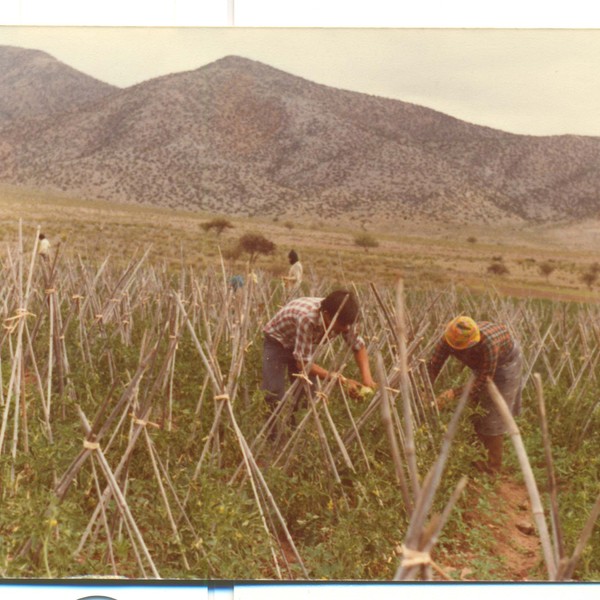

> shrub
[487,262,509,276]
[354,233,379,252]
[202,217,234,236]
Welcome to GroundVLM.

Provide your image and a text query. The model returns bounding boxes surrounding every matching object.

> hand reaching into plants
[343,377,376,400]
[343,377,361,399]
[435,386,463,410]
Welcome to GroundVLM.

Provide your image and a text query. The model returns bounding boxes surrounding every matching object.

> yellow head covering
[444,316,481,350]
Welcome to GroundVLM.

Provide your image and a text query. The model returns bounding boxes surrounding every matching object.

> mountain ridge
[0,45,118,127]
[1,49,599,226]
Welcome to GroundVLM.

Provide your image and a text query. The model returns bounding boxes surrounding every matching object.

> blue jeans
[262,335,315,412]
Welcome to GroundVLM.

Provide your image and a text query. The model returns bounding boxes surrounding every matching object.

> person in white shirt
[38,233,51,262]
[282,249,303,295]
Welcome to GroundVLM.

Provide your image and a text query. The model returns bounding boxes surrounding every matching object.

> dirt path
[485,477,543,580]
[444,475,544,581]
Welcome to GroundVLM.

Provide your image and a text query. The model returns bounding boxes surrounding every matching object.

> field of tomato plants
[1,223,599,581]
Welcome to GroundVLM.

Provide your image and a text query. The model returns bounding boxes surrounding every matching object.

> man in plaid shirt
[262,290,376,415]
[427,316,523,474]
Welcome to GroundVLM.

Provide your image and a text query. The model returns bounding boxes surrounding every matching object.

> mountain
[1,52,599,225]
[0,46,118,128]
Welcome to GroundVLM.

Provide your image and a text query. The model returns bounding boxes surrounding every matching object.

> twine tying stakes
[3,308,36,332]
[400,544,431,567]
[399,544,451,580]
[130,413,160,428]
[83,440,100,451]
[291,372,313,385]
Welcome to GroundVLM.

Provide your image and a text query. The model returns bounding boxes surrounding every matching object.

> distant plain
[2,184,599,304]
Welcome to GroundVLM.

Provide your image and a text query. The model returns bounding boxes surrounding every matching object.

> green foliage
[2,253,600,581]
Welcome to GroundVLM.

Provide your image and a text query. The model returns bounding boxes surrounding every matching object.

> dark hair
[288,249,299,264]
[39,233,45,240]
[320,290,359,326]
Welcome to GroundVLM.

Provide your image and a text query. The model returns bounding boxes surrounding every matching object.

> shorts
[473,341,523,436]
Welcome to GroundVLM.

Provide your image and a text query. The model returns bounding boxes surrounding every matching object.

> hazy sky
[2,26,600,137]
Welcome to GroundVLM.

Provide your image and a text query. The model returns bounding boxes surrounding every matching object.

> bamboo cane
[396,278,420,498]
[486,378,557,579]
[223,397,310,578]
[90,456,119,575]
[395,476,468,581]
[77,406,161,578]
[533,373,565,564]
[401,378,472,565]
[377,351,412,512]
[143,427,191,570]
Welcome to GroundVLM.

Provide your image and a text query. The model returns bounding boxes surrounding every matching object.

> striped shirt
[263,297,365,364]
[427,321,515,398]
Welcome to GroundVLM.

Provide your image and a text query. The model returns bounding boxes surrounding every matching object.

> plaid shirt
[427,321,515,399]
[263,297,365,364]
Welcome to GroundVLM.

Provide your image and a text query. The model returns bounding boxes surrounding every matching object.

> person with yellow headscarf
[426,316,523,474]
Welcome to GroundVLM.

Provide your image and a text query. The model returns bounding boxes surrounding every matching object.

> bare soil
[441,474,544,581]
[481,477,543,580]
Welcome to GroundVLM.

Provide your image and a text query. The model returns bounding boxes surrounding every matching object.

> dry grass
[1,183,599,301]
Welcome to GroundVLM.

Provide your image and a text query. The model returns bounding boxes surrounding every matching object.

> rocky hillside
[0,46,118,128]
[1,51,599,225]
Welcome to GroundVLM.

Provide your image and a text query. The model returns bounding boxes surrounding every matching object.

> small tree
[467,236,477,244]
[538,261,556,280]
[354,233,379,252]
[236,233,276,263]
[202,217,234,236]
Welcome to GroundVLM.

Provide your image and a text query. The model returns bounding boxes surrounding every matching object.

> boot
[475,433,503,474]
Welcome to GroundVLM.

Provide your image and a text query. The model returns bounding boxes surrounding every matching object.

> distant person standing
[38,233,51,263]
[229,274,245,292]
[282,249,303,295]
